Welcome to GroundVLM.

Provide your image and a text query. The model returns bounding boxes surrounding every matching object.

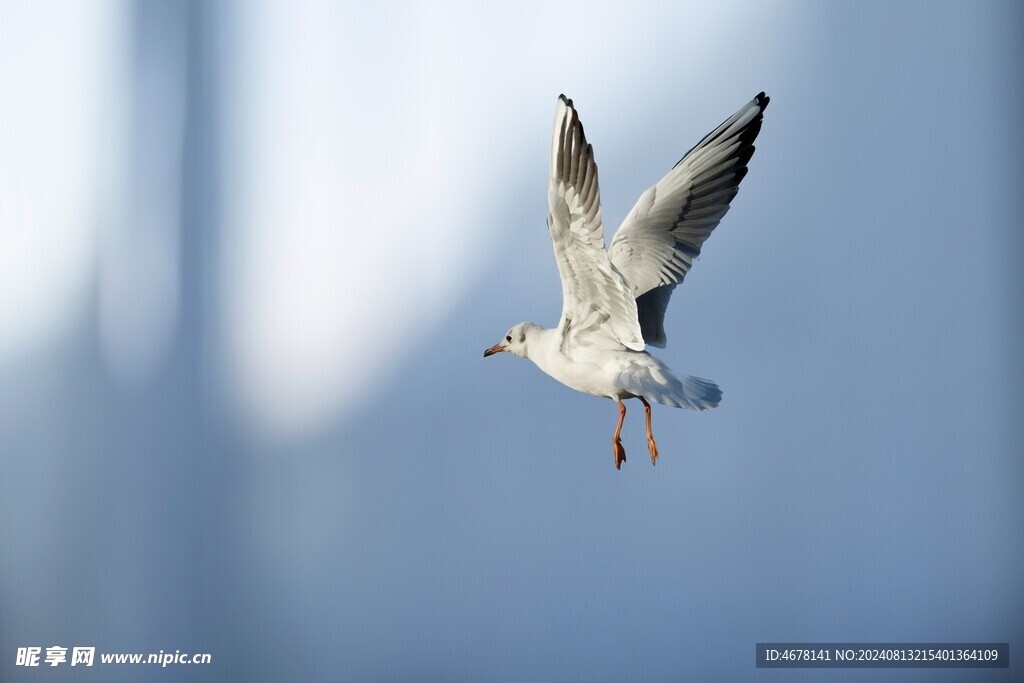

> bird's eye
[506,335,512,343]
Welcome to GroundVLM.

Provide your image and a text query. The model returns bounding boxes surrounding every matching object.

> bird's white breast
[526,328,632,400]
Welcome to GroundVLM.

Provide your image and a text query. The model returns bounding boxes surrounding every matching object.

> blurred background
[1,0,1022,681]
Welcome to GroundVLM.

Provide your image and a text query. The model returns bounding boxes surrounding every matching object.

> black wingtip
[756,91,770,110]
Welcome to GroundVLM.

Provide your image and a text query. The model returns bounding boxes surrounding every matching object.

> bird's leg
[612,400,627,470]
[640,397,659,466]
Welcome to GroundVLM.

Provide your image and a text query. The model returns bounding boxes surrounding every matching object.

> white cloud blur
[0,1,124,364]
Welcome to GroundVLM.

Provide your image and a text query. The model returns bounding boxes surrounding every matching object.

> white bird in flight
[485,92,769,469]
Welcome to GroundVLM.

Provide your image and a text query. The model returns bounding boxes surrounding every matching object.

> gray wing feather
[548,95,645,353]
[608,92,769,347]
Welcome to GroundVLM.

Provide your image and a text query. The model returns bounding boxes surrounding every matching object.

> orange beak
[483,343,505,358]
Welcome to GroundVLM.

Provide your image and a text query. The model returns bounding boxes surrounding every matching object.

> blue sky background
[1,1,1021,681]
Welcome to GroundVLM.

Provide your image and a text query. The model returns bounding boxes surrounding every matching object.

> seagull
[485,92,769,469]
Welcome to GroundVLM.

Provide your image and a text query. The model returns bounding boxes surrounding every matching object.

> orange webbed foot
[640,397,660,466]
[613,439,627,470]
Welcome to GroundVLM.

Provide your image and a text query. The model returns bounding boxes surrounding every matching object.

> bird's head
[484,322,536,359]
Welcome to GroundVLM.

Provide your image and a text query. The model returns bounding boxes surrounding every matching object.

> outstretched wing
[608,92,769,347]
[548,95,644,352]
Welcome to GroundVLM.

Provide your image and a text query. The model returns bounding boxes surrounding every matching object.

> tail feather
[613,357,722,410]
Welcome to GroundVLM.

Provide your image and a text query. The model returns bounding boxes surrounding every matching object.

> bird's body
[516,324,720,408]
[517,324,635,400]
[485,92,768,468]
[519,325,614,399]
